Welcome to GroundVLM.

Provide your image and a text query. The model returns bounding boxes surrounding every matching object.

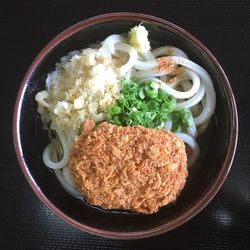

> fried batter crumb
[69,122,188,214]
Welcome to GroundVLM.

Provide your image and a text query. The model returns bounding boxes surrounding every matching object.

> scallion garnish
[107,79,191,132]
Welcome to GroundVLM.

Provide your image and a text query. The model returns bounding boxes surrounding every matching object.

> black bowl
[13,13,238,239]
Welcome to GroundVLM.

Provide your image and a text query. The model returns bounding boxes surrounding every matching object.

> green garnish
[107,79,176,128]
[107,79,191,132]
[108,105,121,115]
[171,108,191,132]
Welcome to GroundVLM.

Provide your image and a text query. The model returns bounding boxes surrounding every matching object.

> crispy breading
[69,122,188,214]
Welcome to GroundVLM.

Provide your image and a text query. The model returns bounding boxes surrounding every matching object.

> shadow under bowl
[13,13,238,239]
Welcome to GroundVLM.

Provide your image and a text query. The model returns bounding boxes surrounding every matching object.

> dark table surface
[1,0,250,249]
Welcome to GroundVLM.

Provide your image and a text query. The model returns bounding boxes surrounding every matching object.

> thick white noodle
[158,70,200,99]
[101,34,125,57]
[114,43,137,76]
[50,148,81,197]
[42,130,70,170]
[125,68,136,80]
[134,68,161,78]
[152,46,188,59]
[175,82,205,110]
[134,60,157,71]
[167,56,216,126]
[133,51,156,70]
[138,71,200,99]
[176,132,200,167]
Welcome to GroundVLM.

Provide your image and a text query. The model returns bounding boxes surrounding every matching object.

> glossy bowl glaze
[13,13,238,239]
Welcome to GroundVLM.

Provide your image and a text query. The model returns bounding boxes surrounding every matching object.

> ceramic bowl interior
[13,13,238,239]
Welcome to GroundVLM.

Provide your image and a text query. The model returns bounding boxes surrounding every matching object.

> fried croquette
[69,121,188,214]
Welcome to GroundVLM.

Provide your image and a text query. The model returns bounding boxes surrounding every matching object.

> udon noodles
[36,25,216,199]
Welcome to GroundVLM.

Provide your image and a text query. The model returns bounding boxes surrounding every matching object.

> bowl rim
[13,12,238,239]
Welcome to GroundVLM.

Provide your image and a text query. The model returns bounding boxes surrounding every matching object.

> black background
[1,0,250,249]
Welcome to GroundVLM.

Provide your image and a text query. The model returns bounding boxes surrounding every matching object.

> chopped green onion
[146,90,158,99]
[171,108,191,132]
[108,105,121,115]
[139,89,145,99]
[106,79,191,130]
